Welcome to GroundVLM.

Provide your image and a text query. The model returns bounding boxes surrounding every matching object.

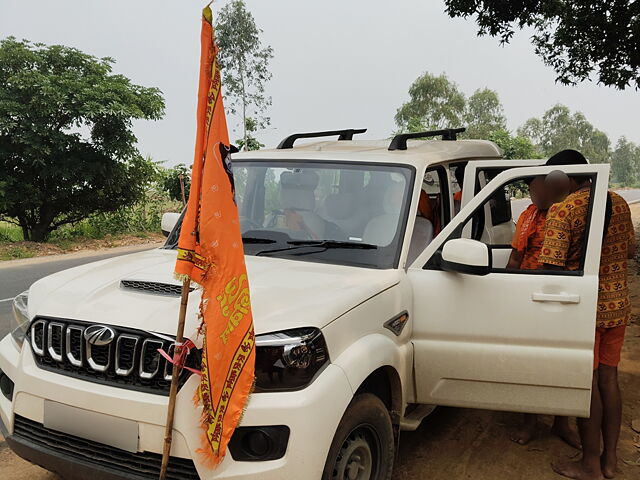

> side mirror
[161,212,181,237]
[441,238,490,276]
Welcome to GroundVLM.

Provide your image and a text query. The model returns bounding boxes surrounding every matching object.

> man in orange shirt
[539,150,636,480]
[508,173,579,448]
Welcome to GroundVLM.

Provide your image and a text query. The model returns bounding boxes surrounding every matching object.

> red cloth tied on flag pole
[175,5,255,467]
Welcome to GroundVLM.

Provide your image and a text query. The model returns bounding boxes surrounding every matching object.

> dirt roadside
[2,209,640,480]
[0,233,165,262]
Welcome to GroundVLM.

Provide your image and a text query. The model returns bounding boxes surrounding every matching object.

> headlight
[254,327,329,392]
[11,291,30,347]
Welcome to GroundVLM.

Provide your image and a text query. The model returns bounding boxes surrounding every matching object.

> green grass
[0,246,36,261]
[0,222,23,242]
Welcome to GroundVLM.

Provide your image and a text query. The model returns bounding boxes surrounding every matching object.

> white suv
[0,128,610,480]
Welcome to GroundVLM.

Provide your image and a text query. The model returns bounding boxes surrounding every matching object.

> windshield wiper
[255,240,377,257]
[287,240,378,249]
[242,236,277,244]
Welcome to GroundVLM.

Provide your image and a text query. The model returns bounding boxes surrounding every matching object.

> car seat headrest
[280,171,319,211]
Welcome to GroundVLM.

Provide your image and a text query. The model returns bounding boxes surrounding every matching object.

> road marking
[0,298,14,303]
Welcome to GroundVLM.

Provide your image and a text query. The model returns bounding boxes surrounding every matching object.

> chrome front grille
[120,280,194,297]
[28,318,200,395]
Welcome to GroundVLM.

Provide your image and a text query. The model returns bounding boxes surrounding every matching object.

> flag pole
[159,276,191,480]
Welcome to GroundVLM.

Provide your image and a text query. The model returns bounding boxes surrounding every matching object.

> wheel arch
[355,366,403,424]
[331,333,410,432]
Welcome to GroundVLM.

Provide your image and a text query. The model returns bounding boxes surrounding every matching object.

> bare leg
[598,365,622,478]
[552,416,581,449]
[511,413,537,445]
[552,371,603,480]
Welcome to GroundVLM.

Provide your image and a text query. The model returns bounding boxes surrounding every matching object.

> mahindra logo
[84,325,116,346]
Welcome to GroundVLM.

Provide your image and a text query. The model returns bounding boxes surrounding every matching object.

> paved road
[0,245,160,340]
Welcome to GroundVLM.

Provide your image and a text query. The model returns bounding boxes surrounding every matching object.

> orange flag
[175,5,255,467]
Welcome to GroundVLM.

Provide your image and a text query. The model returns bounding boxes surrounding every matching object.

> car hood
[28,248,401,341]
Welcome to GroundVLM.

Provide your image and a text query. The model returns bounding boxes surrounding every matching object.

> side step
[400,404,437,431]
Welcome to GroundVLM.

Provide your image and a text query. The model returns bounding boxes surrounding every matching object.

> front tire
[322,393,395,480]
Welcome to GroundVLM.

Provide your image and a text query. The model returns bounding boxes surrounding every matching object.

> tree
[518,105,611,163]
[161,164,191,203]
[444,1,640,89]
[235,116,264,151]
[395,72,466,132]
[215,0,273,151]
[464,88,506,139]
[0,38,164,241]
[611,137,640,186]
[489,129,542,160]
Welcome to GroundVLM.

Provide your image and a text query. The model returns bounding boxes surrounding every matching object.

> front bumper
[0,334,354,479]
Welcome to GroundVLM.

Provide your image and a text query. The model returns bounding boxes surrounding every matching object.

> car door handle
[531,293,581,304]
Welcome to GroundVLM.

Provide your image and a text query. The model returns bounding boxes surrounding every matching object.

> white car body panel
[409,164,610,417]
[27,250,401,339]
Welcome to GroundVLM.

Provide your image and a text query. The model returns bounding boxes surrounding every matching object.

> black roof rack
[388,128,466,151]
[277,128,367,149]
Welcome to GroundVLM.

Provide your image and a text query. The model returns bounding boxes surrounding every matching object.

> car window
[425,173,598,275]
[168,160,415,269]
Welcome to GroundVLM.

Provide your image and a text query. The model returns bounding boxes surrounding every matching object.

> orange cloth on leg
[593,325,626,368]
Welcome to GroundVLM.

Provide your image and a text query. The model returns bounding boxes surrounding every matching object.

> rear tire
[322,393,395,480]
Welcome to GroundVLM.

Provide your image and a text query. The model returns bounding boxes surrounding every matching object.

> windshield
[165,160,414,269]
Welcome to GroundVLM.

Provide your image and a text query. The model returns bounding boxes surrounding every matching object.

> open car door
[408,163,610,417]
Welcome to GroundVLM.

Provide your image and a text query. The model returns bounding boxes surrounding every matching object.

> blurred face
[545,170,571,203]
[529,176,553,210]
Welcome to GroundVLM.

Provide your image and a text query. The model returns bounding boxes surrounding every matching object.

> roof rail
[388,128,466,151]
[277,128,367,149]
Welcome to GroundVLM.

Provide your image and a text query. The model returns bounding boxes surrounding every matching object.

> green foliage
[161,163,190,203]
[0,246,35,261]
[53,168,181,240]
[444,1,640,89]
[395,74,508,141]
[489,129,542,160]
[215,0,273,150]
[464,88,506,139]
[611,137,640,186]
[0,37,165,241]
[0,221,22,242]
[395,72,466,132]
[235,117,264,151]
[518,104,611,163]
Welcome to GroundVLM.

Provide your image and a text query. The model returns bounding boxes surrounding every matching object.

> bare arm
[506,249,523,270]
[543,264,565,271]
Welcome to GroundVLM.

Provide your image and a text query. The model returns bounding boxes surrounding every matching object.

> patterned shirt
[539,187,635,327]
[512,206,547,270]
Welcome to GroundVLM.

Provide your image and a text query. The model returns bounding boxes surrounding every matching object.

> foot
[552,422,582,450]
[551,458,603,480]
[601,453,618,479]
[511,424,537,445]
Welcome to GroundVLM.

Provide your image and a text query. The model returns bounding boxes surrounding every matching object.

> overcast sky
[2,0,639,166]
